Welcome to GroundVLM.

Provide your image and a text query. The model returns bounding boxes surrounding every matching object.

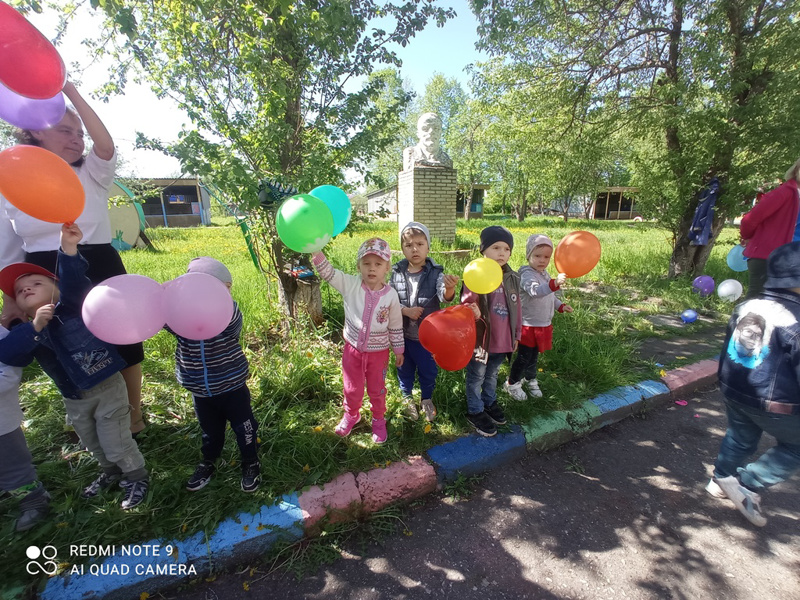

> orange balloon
[554,231,601,278]
[0,145,84,223]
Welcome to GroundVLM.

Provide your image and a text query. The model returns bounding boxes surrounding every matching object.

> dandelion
[659,369,666,378]
[424,424,432,434]
[676,356,687,360]
[303,464,311,473]
[181,523,188,533]
[306,351,314,358]
[257,524,265,531]
[403,529,413,536]
[538,368,543,372]
[56,522,69,529]
[140,593,150,600]
[385,460,391,467]
[243,581,250,591]
[243,525,249,531]
[312,426,323,432]
[551,373,558,378]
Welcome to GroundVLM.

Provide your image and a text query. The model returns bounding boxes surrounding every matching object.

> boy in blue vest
[390,222,459,421]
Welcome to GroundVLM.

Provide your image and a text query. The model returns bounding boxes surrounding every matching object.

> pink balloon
[82,275,166,345]
[163,273,233,340]
[0,80,65,129]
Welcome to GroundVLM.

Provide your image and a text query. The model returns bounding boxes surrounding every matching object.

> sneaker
[525,378,543,398]
[16,491,51,532]
[421,398,437,422]
[466,411,497,437]
[119,478,149,510]
[504,380,527,401]
[714,475,767,527]
[484,402,507,425]
[372,418,388,445]
[82,472,122,498]
[705,478,727,499]
[401,398,419,421]
[186,461,216,491]
[335,412,361,437]
[241,460,261,493]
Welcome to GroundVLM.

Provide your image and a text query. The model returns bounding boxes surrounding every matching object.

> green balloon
[276,194,334,253]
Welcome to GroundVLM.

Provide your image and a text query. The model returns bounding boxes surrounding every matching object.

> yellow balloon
[463,257,503,294]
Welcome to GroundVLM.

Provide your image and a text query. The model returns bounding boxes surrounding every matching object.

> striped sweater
[312,253,404,354]
[168,302,249,397]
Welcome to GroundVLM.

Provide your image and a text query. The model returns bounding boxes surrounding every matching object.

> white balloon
[717,279,743,302]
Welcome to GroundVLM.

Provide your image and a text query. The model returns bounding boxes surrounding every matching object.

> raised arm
[62,82,114,160]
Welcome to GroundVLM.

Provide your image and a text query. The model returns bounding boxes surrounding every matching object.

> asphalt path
[164,386,799,600]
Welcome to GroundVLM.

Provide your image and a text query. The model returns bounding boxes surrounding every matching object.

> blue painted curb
[426,424,526,483]
[40,494,304,600]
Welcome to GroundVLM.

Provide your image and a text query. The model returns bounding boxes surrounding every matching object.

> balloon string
[51,250,59,305]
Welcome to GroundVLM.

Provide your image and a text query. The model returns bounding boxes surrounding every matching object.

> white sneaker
[705,478,726,499]
[714,476,767,527]
[524,378,543,398]
[504,380,527,401]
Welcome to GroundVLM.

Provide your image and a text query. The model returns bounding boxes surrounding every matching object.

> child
[461,226,521,437]
[0,324,51,531]
[505,234,573,401]
[0,224,149,510]
[708,241,800,527]
[312,238,404,444]
[168,257,260,493]
[390,222,459,421]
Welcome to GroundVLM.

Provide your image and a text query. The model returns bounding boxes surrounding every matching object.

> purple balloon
[163,272,234,340]
[0,80,65,130]
[82,275,166,345]
[692,275,715,297]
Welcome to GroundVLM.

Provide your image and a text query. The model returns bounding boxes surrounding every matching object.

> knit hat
[400,221,431,246]
[765,242,800,289]
[0,263,57,298]
[357,238,391,262]
[479,226,514,254]
[525,234,553,260]
[187,257,232,284]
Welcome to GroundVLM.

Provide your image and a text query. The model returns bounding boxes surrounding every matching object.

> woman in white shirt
[0,82,145,436]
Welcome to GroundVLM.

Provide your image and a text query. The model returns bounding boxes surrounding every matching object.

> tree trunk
[669,210,727,278]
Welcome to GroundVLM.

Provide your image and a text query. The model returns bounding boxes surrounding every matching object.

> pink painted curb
[356,455,438,513]
[298,471,361,532]
[662,358,718,393]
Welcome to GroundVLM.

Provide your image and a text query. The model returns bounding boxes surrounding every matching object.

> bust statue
[403,112,453,171]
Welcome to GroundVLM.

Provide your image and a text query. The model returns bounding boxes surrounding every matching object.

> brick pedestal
[397,166,457,244]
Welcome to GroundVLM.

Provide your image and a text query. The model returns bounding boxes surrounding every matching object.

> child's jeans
[0,427,38,493]
[397,338,437,399]
[63,372,147,480]
[193,385,259,463]
[508,343,540,385]
[465,352,506,415]
[342,343,389,420]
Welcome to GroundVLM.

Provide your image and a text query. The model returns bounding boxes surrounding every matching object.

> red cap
[0,263,57,298]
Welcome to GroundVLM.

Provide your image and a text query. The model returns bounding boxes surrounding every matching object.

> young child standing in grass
[461,226,521,437]
[0,224,149,510]
[505,234,573,401]
[390,222,459,422]
[0,325,50,531]
[168,257,260,493]
[312,238,404,444]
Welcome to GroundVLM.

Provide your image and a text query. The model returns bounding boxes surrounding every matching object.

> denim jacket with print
[0,251,125,399]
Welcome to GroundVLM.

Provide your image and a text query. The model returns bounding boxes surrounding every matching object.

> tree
[473,0,800,277]
[76,0,453,322]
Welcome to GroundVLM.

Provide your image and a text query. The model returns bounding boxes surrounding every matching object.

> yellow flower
[423,424,432,434]
[303,464,311,473]
[385,460,391,467]
[403,529,413,536]
[312,426,323,432]
[56,522,69,529]
[538,368,543,372]
[551,373,558,378]
[659,369,666,377]
[140,593,150,600]
[243,525,249,531]
[676,356,687,360]
[243,582,250,591]
[181,523,188,533]
[306,351,314,358]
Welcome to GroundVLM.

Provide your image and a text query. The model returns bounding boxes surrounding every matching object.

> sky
[23,0,489,179]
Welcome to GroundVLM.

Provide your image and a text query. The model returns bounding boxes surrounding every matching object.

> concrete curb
[39,360,718,599]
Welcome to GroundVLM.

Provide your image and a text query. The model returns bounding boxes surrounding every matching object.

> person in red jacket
[740,158,800,298]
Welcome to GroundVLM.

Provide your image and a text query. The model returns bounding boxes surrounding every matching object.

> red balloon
[0,2,66,99]
[0,145,85,223]
[554,230,601,278]
[418,304,476,371]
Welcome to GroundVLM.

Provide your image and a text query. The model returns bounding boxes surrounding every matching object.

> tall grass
[1,216,738,597]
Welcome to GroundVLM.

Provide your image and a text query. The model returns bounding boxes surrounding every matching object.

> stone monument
[398,112,457,244]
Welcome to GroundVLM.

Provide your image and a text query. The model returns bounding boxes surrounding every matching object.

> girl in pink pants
[312,238,404,444]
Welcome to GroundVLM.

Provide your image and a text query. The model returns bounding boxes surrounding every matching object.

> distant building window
[168,194,188,204]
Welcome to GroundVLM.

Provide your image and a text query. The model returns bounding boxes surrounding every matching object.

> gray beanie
[479,226,514,254]
[765,242,800,289]
[187,256,232,284]
[525,234,553,259]
[400,221,431,246]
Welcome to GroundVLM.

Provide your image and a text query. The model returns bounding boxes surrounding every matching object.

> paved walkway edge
[40,360,718,600]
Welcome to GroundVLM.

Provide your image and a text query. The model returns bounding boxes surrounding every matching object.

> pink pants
[342,343,390,420]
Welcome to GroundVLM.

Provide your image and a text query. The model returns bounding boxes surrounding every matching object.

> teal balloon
[276,194,334,253]
[726,244,748,272]
[310,185,351,236]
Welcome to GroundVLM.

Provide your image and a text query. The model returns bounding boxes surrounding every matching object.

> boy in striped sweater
[169,257,260,493]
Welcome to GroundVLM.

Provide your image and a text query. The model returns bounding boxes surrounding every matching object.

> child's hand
[61,223,83,255]
[403,306,424,321]
[442,274,459,301]
[395,353,405,368]
[467,302,480,320]
[555,273,567,287]
[562,304,574,313]
[32,304,55,332]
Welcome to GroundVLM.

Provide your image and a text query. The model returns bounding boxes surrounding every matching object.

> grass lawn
[1,215,742,597]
